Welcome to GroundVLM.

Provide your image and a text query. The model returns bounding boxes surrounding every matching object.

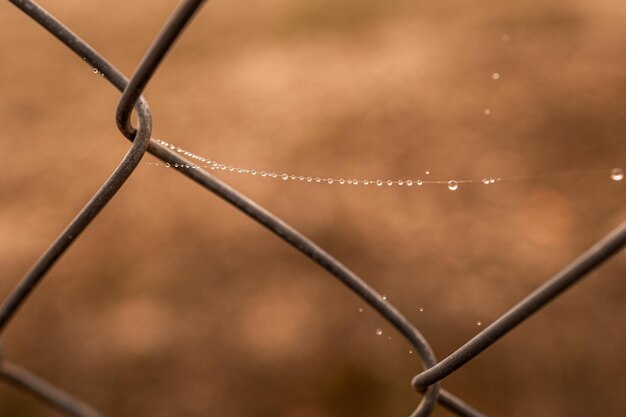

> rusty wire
[1,1,624,416]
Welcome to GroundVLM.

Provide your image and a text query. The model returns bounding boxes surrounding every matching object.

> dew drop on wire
[92,68,98,74]
[417,180,423,186]
[382,295,387,301]
[376,180,383,186]
[327,178,334,184]
[409,350,413,354]
[376,329,383,336]
[477,321,482,326]
[448,180,459,191]
[610,168,623,181]
[281,173,288,180]
[419,307,424,312]
[165,163,170,168]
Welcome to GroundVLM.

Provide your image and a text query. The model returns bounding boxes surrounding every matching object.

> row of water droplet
[151,139,507,191]
[150,139,623,189]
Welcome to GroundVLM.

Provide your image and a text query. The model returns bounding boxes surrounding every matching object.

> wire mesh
[1,1,624,416]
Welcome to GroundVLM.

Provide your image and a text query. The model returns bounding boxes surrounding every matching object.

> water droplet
[307,176,313,182]
[409,350,413,354]
[406,180,413,186]
[387,180,393,186]
[339,179,345,184]
[358,308,364,313]
[165,163,170,168]
[290,175,296,180]
[477,321,482,326]
[92,68,98,74]
[610,168,623,181]
[417,179,423,186]
[419,307,424,312]
[363,180,370,185]
[448,180,459,191]
[484,109,491,115]
[281,173,289,180]
[261,171,267,177]
[376,180,383,186]
[353,180,359,185]
[376,329,383,336]
[315,177,321,183]
[347,179,353,184]
[425,170,430,175]
[381,295,387,300]
[327,178,334,184]
[398,180,404,186]
[251,169,256,175]
[492,72,500,80]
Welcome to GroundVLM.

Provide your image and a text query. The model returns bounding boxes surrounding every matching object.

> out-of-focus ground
[0,0,625,416]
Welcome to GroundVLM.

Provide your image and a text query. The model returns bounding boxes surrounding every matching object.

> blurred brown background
[1,0,625,416]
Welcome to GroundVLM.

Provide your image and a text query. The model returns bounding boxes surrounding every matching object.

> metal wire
[0,361,104,417]
[1,1,624,417]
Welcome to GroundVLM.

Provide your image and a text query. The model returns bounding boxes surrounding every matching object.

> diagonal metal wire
[1,1,624,417]
[0,10,152,335]
[2,1,479,416]
[0,361,104,417]
[412,220,626,389]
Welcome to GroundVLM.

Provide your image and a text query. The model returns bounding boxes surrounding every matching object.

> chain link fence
[1,1,625,416]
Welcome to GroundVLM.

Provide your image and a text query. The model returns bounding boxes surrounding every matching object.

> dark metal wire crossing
[1,1,624,416]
